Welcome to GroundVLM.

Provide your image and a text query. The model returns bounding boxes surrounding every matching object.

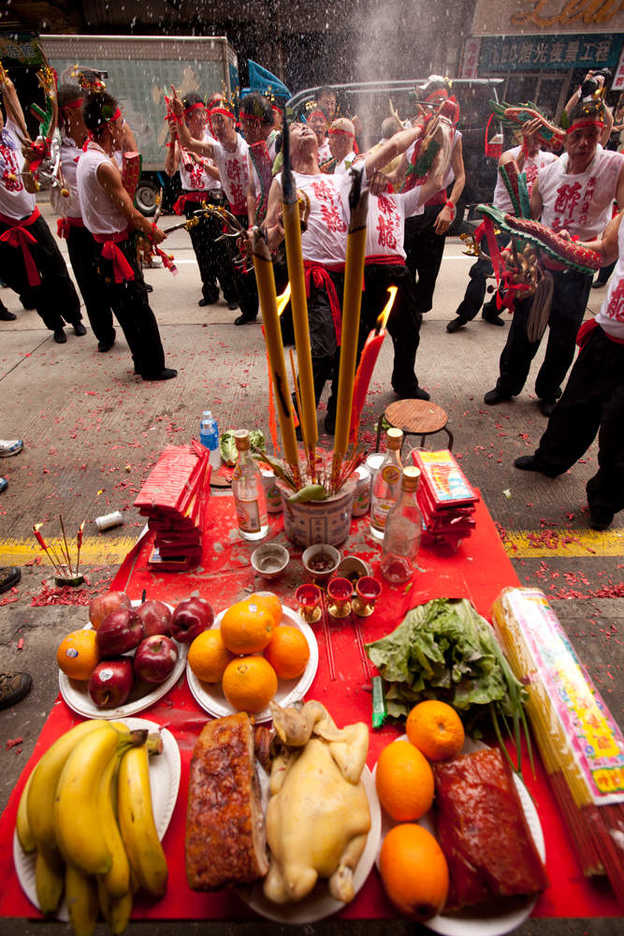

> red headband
[328,128,354,139]
[308,109,327,122]
[184,102,205,116]
[272,104,283,114]
[103,107,122,128]
[567,117,604,135]
[62,98,84,110]
[424,88,449,103]
[209,106,235,121]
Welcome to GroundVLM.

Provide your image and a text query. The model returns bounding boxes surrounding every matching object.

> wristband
[445,200,456,221]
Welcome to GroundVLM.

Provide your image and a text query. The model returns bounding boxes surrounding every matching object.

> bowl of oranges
[185,591,318,723]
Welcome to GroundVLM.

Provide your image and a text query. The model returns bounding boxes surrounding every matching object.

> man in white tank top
[77,91,175,381]
[484,95,624,415]
[514,209,624,531]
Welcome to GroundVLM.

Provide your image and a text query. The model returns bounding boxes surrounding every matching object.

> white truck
[39,34,238,214]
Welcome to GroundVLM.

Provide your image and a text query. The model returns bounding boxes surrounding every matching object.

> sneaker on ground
[0,672,32,711]
[73,322,87,336]
[0,566,21,593]
[0,439,23,457]
[54,327,67,344]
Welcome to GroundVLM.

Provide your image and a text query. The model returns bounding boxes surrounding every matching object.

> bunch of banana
[16,719,169,936]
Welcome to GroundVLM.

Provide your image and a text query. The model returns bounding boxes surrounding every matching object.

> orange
[188,628,233,683]
[379,823,449,919]
[220,598,275,654]
[264,625,310,679]
[406,700,465,762]
[56,629,100,681]
[375,739,434,822]
[221,656,278,713]
[249,592,282,627]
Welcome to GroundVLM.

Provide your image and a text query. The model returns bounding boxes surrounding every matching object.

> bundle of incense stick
[32,518,85,577]
[492,586,624,907]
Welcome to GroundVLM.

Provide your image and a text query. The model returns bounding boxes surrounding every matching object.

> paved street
[0,199,622,935]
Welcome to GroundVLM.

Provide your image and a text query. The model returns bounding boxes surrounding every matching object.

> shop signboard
[473,0,624,36]
[479,33,622,72]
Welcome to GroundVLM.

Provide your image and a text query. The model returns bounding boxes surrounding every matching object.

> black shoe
[227,301,239,310]
[73,322,87,337]
[0,672,32,711]
[234,313,257,325]
[0,566,21,595]
[589,508,613,531]
[446,317,467,333]
[0,304,16,321]
[484,387,511,405]
[145,283,153,293]
[142,368,177,381]
[482,309,505,326]
[98,329,116,353]
[53,327,67,344]
[198,296,218,307]
[392,384,431,401]
[539,399,557,418]
[514,455,560,478]
[591,280,608,289]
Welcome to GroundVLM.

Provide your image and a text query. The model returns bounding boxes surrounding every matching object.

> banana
[35,848,64,916]
[16,770,36,853]
[55,725,144,875]
[98,749,130,899]
[97,879,133,936]
[117,744,168,898]
[65,864,98,936]
[27,719,108,861]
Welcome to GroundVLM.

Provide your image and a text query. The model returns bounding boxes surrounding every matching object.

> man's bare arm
[264,178,285,249]
[363,123,424,177]
[530,178,543,220]
[577,211,622,265]
[97,161,166,244]
[1,75,29,138]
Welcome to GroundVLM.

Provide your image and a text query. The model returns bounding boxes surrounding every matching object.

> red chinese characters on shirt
[224,154,247,213]
[312,179,347,234]
[524,163,539,194]
[376,195,401,251]
[551,178,596,231]
[606,279,624,322]
[0,140,23,193]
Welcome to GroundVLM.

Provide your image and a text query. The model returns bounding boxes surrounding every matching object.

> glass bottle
[231,429,268,541]
[369,428,404,540]
[380,466,423,585]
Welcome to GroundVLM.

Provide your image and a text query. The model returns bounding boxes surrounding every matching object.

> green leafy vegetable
[366,598,530,773]
[219,430,266,466]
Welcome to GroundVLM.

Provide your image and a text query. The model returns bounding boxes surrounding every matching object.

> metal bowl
[337,555,370,585]
[250,543,290,580]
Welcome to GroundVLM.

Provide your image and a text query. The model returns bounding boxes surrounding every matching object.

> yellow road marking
[0,529,622,567]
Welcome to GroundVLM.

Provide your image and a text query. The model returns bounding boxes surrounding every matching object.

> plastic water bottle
[199,410,220,468]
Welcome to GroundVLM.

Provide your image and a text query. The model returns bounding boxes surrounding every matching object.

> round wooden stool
[375,399,454,452]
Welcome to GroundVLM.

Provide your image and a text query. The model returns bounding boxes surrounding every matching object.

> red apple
[89,591,131,630]
[97,608,143,658]
[134,634,178,685]
[88,660,134,709]
[170,597,214,644]
[135,599,172,638]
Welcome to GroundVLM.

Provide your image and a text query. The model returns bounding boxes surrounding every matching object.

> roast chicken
[263,700,371,904]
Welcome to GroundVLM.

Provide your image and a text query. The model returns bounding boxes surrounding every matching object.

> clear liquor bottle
[231,429,268,541]
[369,428,404,540]
[380,466,422,584]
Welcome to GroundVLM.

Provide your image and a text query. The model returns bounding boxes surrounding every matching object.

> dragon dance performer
[76,90,176,380]
[448,114,558,333]
[165,91,237,309]
[514,209,624,532]
[0,72,83,342]
[400,76,465,317]
[484,94,624,417]
[240,92,276,227]
[51,82,117,351]
[172,89,259,326]
[329,118,357,175]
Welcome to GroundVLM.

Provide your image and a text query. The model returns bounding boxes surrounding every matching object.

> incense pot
[54,573,85,588]
[352,576,382,617]
[279,478,356,547]
[327,576,353,623]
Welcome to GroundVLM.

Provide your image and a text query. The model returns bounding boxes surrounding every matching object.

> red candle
[349,286,397,444]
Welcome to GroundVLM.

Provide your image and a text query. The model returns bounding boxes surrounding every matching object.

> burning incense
[59,514,74,576]
[349,286,398,444]
[75,521,85,574]
[252,228,300,483]
[332,168,368,486]
[281,113,317,457]
[32,523,65,574]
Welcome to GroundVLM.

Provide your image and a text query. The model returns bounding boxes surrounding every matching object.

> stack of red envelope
[410,449,479,549]
[134,442,211,571]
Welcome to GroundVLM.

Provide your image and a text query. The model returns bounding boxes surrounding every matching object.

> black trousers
[404,203,446,314]
[495,268,592,402]
[66,225,115,345]
[362,263,423,393]
[231,212,259,320]
[305,269,344,416]
[184,195,238,304]
[94,236,166,378]
[533,326,624,518]
[454,234,509,322]
[0,214,81,331]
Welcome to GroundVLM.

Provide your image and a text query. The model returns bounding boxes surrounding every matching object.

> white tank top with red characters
[538,147,624,241]
[596,214,624,341]
[77,144,128,235]
[211,134,249,215]
[0,119,36,220]
[493,146,557,214]
[362,185,426,260]
[178,130,221,192]
[277,170,350,265]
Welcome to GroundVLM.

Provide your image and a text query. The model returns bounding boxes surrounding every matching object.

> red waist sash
[577,317,624,348]
[92,227,135,284]
[303,260,344,346]
[57,216,84,239]
[0,206,42,287]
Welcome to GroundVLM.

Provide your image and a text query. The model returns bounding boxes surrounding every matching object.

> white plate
[374,737,546,936]
[59,602,187,719]
[240,764,382,923]
[186,599,319,724]
[13,717,181,920]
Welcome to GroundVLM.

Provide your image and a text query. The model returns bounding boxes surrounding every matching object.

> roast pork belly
[186,712,269,890]
[434,748,548,910]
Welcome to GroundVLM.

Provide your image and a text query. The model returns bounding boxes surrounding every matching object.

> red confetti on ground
[6,738,23,750]
[30,573,113,607]
[16,638,24,650]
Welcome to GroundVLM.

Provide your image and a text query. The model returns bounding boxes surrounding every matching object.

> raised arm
[264,177,285,250]
[170,86,214,158]
[363,122,425,177]
[1,73,29,139]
